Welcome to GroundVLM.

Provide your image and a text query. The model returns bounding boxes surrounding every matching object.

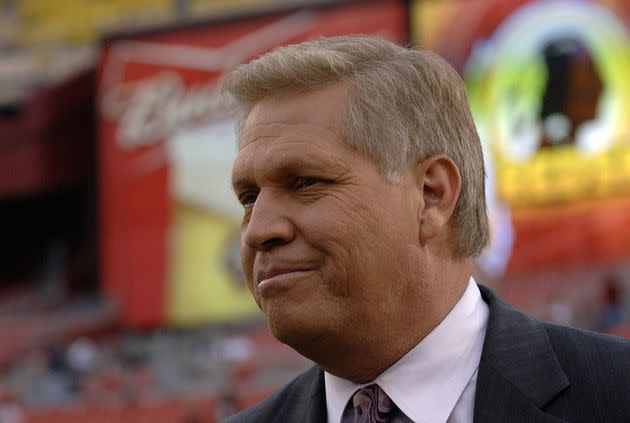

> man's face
[231,84,423,352]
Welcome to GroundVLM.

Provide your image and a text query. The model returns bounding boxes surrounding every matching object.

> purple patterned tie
[341,384,412,423]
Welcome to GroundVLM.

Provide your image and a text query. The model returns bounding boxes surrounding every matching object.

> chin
[267,313,309,343]
[267,312,331,357]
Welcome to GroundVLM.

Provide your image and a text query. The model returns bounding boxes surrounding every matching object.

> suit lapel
[271,365,327,423]
[474,286,570,423]
[300,368,327,423]
[474,360,567,423]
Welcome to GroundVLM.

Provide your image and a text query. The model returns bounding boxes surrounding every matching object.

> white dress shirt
[325,278,489,423]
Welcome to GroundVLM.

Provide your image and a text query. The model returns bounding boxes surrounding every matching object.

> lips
[257,268,312,285]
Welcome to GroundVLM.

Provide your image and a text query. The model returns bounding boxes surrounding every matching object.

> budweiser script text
[101,72,231,149]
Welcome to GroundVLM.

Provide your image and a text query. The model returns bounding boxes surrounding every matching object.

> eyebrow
[231,175,255,196]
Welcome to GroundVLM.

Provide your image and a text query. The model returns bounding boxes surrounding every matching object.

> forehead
[240,83,348,148]
[232,85,354,186]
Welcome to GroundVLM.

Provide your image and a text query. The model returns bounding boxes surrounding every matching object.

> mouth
[257,268,312,285]
[255,268,315,296]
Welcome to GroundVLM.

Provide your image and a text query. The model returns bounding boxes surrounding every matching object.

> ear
[414,155,461,246]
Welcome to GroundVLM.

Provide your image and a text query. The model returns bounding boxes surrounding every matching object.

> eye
[292,177,321,190]
[239,191,258,207]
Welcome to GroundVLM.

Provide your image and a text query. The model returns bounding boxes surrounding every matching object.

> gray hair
[222,35,489,258]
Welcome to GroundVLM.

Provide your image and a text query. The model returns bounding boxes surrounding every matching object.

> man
[222,36,630,422]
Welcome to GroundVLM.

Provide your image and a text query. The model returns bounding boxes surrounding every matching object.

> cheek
[302,200,383,296]
[324,194,413,273]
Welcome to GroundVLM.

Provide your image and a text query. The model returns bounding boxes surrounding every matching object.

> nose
[242,189,295,251]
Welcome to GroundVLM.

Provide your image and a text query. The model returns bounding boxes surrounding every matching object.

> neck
[310,259,474,383]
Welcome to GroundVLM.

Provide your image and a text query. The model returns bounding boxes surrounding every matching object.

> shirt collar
[325,278,489,423]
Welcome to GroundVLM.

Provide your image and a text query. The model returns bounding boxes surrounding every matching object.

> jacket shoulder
[222,365,323,423]
[478,284,630,421]
[543,322,630,382]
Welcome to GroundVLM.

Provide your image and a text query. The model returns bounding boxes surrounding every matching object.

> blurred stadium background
[1,0,629,421]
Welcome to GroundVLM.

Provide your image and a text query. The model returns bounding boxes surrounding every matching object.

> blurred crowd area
[0,321,310,422]
[1,0,630,422]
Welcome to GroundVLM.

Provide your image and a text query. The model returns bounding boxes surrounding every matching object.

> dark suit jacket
[224,285,630,422]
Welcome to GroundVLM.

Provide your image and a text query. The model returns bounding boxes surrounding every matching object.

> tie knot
[351,384,395,421]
